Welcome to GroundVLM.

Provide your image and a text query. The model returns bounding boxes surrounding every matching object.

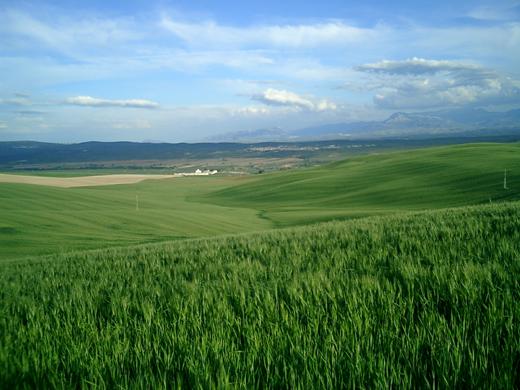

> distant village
[178,169,218,176]
[246,145,340,152]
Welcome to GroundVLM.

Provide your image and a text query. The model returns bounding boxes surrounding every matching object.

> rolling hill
[201,143,520,225]
[1,202,518,387]
[1,142,519,387]
[2,134,520,168]
[0,177,272,260]
[1,142,519,259]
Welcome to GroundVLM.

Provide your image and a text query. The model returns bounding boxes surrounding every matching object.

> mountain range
[210,108,520,142]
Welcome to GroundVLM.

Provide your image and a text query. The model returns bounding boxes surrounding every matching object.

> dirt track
[0,173,178,188]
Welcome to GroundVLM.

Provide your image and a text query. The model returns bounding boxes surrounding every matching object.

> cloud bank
[1,3,520,142]
[160,17,376,48]
[354,58,520,109]
[355,58,482,76]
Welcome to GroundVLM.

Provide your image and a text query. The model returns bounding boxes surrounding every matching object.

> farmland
[0,142,519,387]
[1,202,519,387]
[1,142,519,259]
[202,142,520,225]
[0,177,272,260]
[4,0,520,386]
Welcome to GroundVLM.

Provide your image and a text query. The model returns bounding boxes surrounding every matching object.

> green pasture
[1,142,519,387]
[0,177,271,260]
[1,202,518,387]
[1,142,519,259]
[203,142,520,226]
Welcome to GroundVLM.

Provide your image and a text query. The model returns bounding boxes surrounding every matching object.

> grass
[2,142,519,260]
[0,202,519,387]
[202,142,520,226]
[1,142,519,387]
[0,177,271,260]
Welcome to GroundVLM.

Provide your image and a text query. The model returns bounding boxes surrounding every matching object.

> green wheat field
[1,143,519,387]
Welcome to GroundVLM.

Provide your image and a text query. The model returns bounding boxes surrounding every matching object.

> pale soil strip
[0,173,180,188]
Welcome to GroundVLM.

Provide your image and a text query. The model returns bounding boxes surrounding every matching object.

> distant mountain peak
[207,126,288,142]
[384,112,414,123]
[209,107,520,142]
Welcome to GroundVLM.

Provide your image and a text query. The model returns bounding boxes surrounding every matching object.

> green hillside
[0,177,271,260]
[202,143,520,225]
[1,142,519,260]
[1,202,518,387]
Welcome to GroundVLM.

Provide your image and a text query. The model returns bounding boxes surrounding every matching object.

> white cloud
[65,96,159,109]
[160,16,377,48]
[251,88,337,112]
[316,100,338,111]
[0,122,7,129]
[352,58,520,109]
[2,8,519,88]
[268,59,355,81]
[152,50,275,70]
[112,120,152,129]
[231,106,271,116]
[355,57,482,75]
[467,4,520,21]
[2,6,520,141]
[409,24,520,62]
[0,9,141,56]
[0,96,32,106]
[253,88,314,110]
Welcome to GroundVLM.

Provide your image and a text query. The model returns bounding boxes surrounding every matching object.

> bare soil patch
[0,173,178,188]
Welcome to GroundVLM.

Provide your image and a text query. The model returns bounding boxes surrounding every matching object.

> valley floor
[1,142,519,260]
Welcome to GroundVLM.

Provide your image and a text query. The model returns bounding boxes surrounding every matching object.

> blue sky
[1,0,519,142]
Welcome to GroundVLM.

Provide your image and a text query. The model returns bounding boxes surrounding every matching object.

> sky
[0,0,519,142]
